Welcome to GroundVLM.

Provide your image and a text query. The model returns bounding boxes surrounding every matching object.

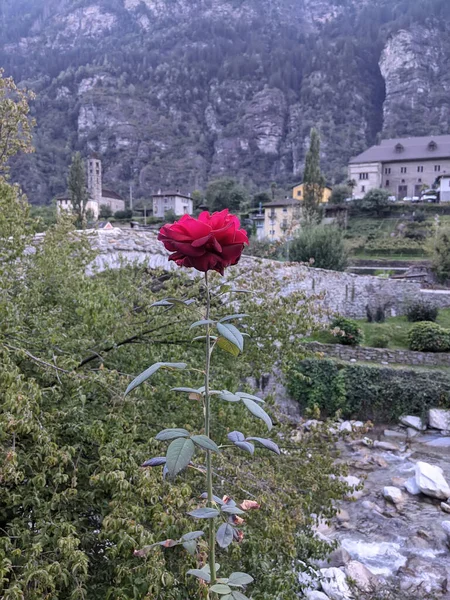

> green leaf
[235,392,265,404]
[246,437,280,455]
[191,435,219,453]
[155,428,190,441]
[187,569,211,583]
[219,391,241,402]
[192,335,218,343]
[201,563,221,575]
[181,530,204,541]
[182,540,197,555]
[216,523,234,549]
[221,505,244,515]
[187,508,220,519]
[190,319,216,330]
[219,314,249,323]
[211,584,232,595]
[242,398,273,431]
[151,298,194,308]
[228,573,254,587]
[171,387,203,394]
[217,336,240,357]
[221,596,233,600]
[217,323,244,353]
[231,591,250,600]
[166,438,195,477]
[125,362,187,396]
[235,441,254,455]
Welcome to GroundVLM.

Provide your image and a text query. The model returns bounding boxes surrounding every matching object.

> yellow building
[263,198,302,241]
[292,183,332,203]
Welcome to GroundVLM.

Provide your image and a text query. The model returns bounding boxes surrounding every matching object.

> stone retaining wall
[79,228,450,318]
[305,341,450,367]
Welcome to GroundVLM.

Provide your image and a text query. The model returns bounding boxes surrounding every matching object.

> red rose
[158,209,249,275]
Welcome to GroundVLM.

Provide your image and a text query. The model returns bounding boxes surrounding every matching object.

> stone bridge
[85,228,450,319]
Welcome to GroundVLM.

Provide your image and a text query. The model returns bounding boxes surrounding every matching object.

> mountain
[1,0,450,204]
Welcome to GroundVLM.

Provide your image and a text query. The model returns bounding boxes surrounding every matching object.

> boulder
[340,475,364,500]
[399,415,426,431]
[345,560,379,593]
[383,486,403,504]
[320,567,353,600]
[306,592,330,600]
[425,437,450,448]
[327,547,352,568]
[339,421,353,433]
[404,477,421,495]
[415,461,450,500]
[383,429,406,439]
[373,440,400,451]
[406,427,420,438]
[336,509,350,523]
[441,502,450,514]
[361,500,383,513]
[442,521,450,538]
[428,408,450,431]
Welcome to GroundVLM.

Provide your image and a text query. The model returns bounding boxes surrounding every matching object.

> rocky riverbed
[298,412,450,599]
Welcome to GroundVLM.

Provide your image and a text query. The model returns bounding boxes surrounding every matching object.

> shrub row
[408,322,450,352]
[287,358,450,422]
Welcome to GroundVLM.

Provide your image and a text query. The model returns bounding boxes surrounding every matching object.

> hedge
[288,358,450,422]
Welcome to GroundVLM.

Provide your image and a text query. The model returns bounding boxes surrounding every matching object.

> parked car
[405,196,420,202]
[421,194,438,203]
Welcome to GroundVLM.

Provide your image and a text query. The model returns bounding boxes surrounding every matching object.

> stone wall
[305,341,450,368]
[85,228,450,318]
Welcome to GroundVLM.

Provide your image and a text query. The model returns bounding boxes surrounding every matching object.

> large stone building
[349,135,450,200]
[152,190,193,218]
[57,156,125,219]
[263,198,301,241]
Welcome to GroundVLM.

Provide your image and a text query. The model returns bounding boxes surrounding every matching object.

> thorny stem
[204,272,217,588]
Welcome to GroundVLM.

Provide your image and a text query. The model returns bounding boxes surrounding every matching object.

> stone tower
[87,156,102,205]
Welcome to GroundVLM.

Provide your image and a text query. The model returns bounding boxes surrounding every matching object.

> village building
[56,156,125,220]
[292,183,332,203]
[263,198,302,241]
[349,134,450,200]
[152,190,193,218]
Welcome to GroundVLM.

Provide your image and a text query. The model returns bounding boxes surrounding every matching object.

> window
[401,167,407,174]
[361,185,365,193]
[395,143,404,153]
[401,179,405,183]
[297,190,302,197]
[385,168,391,175]
[418,178,422,183]
[386,180,390,187]
[359,173,369,180]
[270,230,275,236]
[270,210,276,218]
[428,141,437,151]
[417,166,424,172]
[283,207,288,213]
[435,165,441,172]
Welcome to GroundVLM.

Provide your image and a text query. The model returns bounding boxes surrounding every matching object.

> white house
[56,156,126,220]
[152,190,193,218]
[439,175,450,202]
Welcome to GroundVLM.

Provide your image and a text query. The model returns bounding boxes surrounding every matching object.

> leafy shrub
[330,316,363,346]
[366,305,386,323]
[406,301,439,323]
[289,224,348,271]
[371,334,390,348]
[412,210,427,223]
[288,358,450,421]
[114,208,133,219]
[429,226,450,283]
[364,238,425,256]
[408,322,450,352]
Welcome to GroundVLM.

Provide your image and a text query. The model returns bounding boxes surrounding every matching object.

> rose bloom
[158,209,249,275]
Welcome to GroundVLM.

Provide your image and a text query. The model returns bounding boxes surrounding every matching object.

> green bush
[289,224,348,271]
[330,316,363,346]
[406,301,439,323]
[371,334,390,348]
[288,358,450,421]
[364,237,425,256]
[408,322,450,352]
[114,208,133,220]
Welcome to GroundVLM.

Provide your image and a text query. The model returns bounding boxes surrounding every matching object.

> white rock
[404,477,421,495]
[352,421,364,429]
[320,567,353,600]
[441,521,450,538]
[361,500,383,513]
[384,429,406,439]
[373,440,400,451]
[340,475,364,500]
[425,437,450,448]
[345,560,379,592]
[440,502,450,514]
[339,421,353,433]
[399,415,426,431]
[428,408,450,431]
[306,592,330,600]
[383,486,403,504]
[406,427,420,438]
[299,568,321,591]
[415,461,450,500]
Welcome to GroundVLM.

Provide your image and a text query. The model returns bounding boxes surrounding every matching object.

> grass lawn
[309,308,450,350]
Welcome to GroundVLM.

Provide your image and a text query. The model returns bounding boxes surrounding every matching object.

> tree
[346,179,357,199]
[289,224,349,271]
[68,152,89,227]
[361,188,390,216]
[303,128,326,214]
[99,204,113,219]
[0,69,35,174]
[429,226,450,284]
[330,185,351,205]
[270,182,277,200]
[252,191,271,209]
[205,178,249,213]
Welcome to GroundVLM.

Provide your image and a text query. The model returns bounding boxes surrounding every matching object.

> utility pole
[129,183,133,211]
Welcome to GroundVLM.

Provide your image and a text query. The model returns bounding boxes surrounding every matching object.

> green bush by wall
[288,358,450,422]
[408,322,450,352]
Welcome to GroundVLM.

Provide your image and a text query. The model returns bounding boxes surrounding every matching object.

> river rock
[339,421,353,433]
[383,486,403,504]
[373,440,400,451]
[361,500,383,513]
[415,461,450,499]
[425,437,450,447]
[336,509,350,523]
[428,408,450,431]
[441,502,450,514]
[320,567,353,600]
[399,415,426,431]
[345,560,379,593]
[384,429,406,439]
[341,475,364,500]
[352,421,364,429]
[306,592,330,600]
[404,477,421,495]
[328,547,352,568]
[442,521,450,538]
[406,427,421,438]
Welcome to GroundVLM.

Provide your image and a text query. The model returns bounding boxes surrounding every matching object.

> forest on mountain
[1,0,450,203]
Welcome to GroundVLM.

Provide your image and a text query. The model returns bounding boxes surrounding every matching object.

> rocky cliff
[1,0,449,203]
